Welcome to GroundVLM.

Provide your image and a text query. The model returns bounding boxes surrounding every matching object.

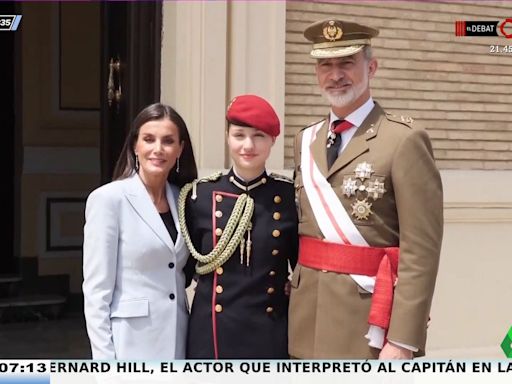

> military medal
[342,177,358,197]
[326,130,336,148]
[366,179,386,200]
[351,199,373,220]
[354,162,374,180]
[342,162,386,220]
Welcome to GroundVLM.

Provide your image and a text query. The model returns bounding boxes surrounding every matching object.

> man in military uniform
[181,95,298,358]
[288,19,443,359]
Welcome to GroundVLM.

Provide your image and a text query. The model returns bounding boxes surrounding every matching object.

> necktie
[326,120,353,169]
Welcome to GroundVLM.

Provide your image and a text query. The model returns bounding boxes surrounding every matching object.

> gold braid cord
[178,178,254,275]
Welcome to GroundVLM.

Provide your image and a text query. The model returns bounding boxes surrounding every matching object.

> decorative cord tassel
[246,223,252,267]
[178,179,254,275]
[240,237,245,265]
[191,182,198,200]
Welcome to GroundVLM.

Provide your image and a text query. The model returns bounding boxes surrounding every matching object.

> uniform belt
[298,236,399,330]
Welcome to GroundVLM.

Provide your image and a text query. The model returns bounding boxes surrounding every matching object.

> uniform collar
[329,97,375,127]
[228,168,269,192]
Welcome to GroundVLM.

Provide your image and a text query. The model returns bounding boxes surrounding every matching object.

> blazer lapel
[166,183,184,252]
[309,119,329,178]
[327,104,383,178]
[124,174,175,253]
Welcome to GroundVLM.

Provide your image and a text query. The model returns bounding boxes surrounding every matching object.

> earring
[176,157,180,173]
[135,154,139,171]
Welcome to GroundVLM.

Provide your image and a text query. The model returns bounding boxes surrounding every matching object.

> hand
[378,342,413,360]
[284,280,292,296]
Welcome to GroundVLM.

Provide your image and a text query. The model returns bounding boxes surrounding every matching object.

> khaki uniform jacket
[288,102,443,359]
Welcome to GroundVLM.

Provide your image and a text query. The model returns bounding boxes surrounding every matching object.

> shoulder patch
[196,171,223,184]
[269,172,293,184]
[299,118,326,132]
[385,112,414,128]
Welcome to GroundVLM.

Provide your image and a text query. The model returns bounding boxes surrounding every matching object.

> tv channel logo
[0,15,22,32]
[502,326,512,358]
[455,18,512,38]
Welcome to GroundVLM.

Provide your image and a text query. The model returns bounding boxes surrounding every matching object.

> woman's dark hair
[112,103,198,187]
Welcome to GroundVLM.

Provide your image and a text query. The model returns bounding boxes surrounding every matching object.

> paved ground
[0,313,91,359]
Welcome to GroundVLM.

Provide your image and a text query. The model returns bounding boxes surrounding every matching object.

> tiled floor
[0,313,91,359]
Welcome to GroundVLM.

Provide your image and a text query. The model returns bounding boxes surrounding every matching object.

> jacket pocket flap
[110,298,149,318]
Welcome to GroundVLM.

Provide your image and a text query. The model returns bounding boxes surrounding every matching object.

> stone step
[0,294,66,308]
[0,275,22,284]
[0,294,67,323]
[0,275,22,298]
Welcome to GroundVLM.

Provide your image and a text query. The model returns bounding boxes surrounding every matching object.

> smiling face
[134,118,183,182]
[227,125,275,180]
[315,50,377,116]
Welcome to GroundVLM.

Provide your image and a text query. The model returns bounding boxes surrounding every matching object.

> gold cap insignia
[322,20,342,42]
[304,19,379,59]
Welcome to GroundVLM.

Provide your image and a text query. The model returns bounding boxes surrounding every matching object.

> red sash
[299,236,399,330]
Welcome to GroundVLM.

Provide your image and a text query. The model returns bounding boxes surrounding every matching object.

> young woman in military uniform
[179,95,298,359]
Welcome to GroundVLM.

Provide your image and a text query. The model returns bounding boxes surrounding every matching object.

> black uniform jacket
[185,169,298,359]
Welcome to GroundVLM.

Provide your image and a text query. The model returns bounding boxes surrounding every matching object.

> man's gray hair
[363,46,373,61]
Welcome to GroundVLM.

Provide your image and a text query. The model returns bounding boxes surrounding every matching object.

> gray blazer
[83,173,189,359]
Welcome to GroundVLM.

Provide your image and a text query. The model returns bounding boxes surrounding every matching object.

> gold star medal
[351,199,373,220]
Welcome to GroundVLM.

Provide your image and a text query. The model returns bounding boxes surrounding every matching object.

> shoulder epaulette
[269,172,293,184]
[184,172,223,201]
[196,171,223,184]
[299,118,326,132]
[385,112,414,128]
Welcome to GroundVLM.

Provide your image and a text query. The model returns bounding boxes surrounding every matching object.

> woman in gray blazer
[83,103,197,359]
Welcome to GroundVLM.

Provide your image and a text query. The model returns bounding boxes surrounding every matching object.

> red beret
[226,94,280,137]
